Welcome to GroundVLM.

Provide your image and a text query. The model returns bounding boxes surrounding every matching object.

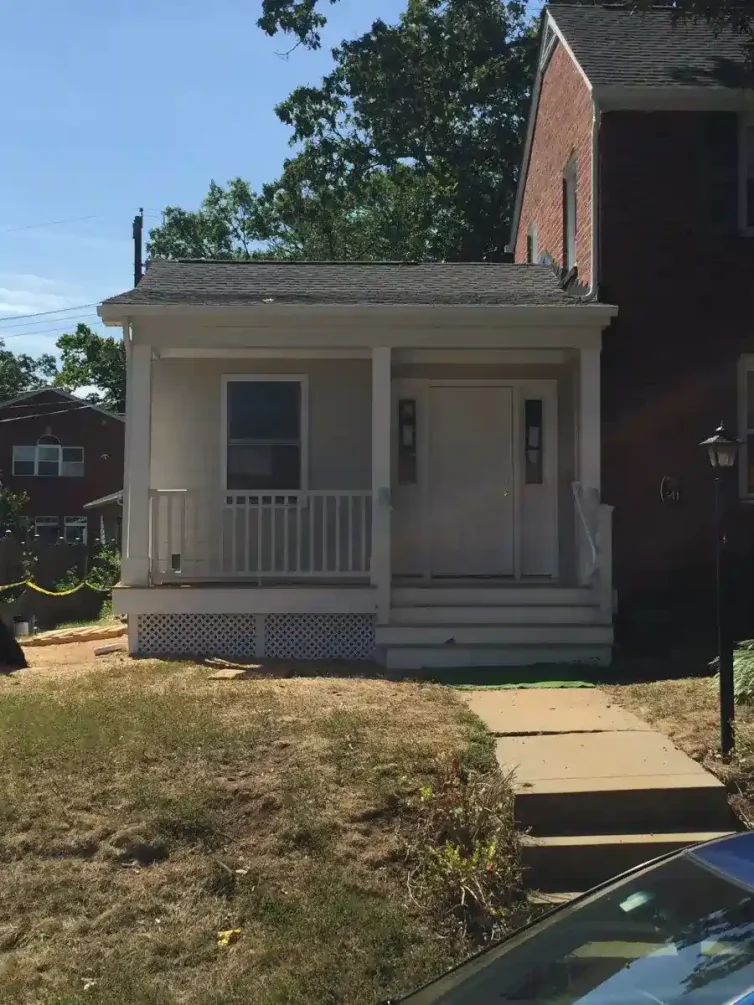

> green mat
[410,663,598,689]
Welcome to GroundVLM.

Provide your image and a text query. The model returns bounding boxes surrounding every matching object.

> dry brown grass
[0,651,514,1005]
[604,676,754,826]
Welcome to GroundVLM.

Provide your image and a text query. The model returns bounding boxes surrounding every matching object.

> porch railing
[149,489,373,581]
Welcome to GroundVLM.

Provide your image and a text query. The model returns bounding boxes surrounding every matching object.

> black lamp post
[699,422,740,758]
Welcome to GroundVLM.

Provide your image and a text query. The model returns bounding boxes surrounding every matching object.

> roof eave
[594,83,754,111]
[99,301,618,328]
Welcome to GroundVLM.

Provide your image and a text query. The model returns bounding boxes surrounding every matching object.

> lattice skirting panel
[137,614,256,660]
[265,614,376,661]
[136,613,375,662]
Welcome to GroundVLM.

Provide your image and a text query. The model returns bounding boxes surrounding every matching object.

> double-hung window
[12,436,84,477]
[563,159,577,271]
[224,376,307,491]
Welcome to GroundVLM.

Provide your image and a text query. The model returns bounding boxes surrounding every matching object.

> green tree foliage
[149,1,537,263]
[54,324,126,413]
[260,0,754,58]
[0,341,57,403]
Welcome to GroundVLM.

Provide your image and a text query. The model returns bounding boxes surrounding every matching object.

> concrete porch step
[376,624,613,647]
[497,730,734,836]
[390,604,601,626]
[522,831,733,892]
[384,643,612,671]
[392,586,596,608]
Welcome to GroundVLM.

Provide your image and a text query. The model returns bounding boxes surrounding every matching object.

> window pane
[13,446,35,461]
[61,460,84,477]
[227,444,300,490]
[62,447,83,462]
[747,434,754,494]
[12,460,34,475]
[398,398,418,485]
[37,446,59,462]
[525,399,544,484]
[38,460,59,477]
[227,381,300,441]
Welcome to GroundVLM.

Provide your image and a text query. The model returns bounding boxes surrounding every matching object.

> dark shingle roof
[102,259,585,308]
[549,4,753,88]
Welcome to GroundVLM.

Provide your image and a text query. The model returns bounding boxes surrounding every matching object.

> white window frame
[34,516,60,541]
[526,223,539,265]
[63,516,88,545]
[220,375,309,492]
[563,159,577,271]
[12,442,84,477]
[739,114,754,235]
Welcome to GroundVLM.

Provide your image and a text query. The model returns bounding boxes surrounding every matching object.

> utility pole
[132,208,144,287]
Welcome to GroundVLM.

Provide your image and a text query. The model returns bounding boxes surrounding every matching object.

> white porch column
[121,342,153,586]
[579,347,601,492]
[577,346,602,585]
[371,347,392,623]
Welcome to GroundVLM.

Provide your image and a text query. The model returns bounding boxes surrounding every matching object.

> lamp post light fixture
[699,422,740,759]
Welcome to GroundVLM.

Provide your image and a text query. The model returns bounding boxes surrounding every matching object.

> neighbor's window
[563,159,577,271]
[741,116,754,232]
[63,516,88,545]
[34,516,60,542]
[225,377,306,491]
[12,437,84,477]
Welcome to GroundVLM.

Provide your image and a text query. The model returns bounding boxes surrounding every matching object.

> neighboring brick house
[0,388,124,545]
[510,4,754,640]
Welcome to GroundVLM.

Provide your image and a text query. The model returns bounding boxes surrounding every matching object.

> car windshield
[398,854,754,1005]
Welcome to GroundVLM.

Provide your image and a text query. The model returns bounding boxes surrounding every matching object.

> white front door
[428,386,514,576]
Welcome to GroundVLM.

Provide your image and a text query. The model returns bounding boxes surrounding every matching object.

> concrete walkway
[461,687,735,891]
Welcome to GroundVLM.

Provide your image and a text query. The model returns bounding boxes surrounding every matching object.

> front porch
[110,297,617,668]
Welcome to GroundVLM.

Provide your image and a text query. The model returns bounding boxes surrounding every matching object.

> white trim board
[112,585,377,616]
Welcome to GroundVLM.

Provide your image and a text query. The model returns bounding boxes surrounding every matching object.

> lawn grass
[0,658,521,1005]
[605,674,754,827]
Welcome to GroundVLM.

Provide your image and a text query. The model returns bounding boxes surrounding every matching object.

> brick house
[509,4,754,641]
[0,388,124,546]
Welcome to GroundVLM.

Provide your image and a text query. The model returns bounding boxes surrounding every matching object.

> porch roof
[102,259,595,309]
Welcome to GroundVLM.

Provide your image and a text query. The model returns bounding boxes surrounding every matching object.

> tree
[150,1,536,263]
[258,0,754,65]
[0,341,57,403]
[54,325,126,413]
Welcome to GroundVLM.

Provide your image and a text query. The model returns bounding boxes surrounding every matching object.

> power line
[0,303,99,323]
[0,312,100,332]
[0,404,91,423]
[0,321,106,341]
[0,214,107,235]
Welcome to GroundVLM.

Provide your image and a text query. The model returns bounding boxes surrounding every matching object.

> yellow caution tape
[0,580,112,597]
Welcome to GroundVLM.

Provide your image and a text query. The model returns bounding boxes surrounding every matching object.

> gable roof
[100,258,589,308]
[0,387,124,422]
[549,4,753,89]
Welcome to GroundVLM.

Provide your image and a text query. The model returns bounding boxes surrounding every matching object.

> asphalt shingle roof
[549,4,753,88]
[102,259,585,307]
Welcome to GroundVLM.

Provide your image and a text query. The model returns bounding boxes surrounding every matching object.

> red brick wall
[598,110,754,624]
[0,390,124,538]
[514,41,594,284]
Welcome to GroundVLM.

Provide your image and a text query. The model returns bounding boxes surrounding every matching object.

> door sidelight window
[524,399,543,484]
[398,398,418,485]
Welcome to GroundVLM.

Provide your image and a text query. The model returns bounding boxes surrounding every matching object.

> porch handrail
[571,481,598,577]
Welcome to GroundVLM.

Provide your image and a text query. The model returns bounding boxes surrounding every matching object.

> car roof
[688,832,754,891]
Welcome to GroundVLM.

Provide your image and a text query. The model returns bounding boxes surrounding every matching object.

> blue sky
[0,0,407,358]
